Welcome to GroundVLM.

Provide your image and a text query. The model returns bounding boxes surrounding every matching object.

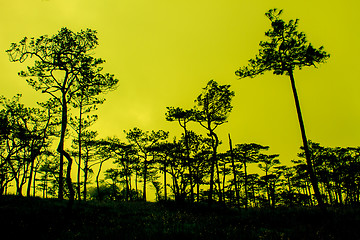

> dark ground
[0,195,359,240]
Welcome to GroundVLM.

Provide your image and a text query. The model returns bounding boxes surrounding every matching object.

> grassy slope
[0,196,359,240]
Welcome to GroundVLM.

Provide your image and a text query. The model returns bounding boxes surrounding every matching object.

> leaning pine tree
[235,9,329,209]
[7,28,118,207]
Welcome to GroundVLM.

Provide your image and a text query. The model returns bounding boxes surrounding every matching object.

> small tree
[258,154,280,207]
[188,131,212,202]
[125,127,168,201]
[194,80,234,203]
[166,107,196,202]
[106,137,137,202]
[235,9,329,209]
[233,143,269,208]
[70,88,102,201]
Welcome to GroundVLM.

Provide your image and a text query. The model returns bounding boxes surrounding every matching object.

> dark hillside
[0,196,359,240]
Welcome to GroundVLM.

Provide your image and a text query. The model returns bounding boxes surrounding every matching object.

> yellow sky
[1,0,360,164]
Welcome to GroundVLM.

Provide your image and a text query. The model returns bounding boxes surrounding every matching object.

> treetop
[235,8,330,79]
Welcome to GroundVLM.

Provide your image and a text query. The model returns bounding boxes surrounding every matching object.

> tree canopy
[235,8,330,78]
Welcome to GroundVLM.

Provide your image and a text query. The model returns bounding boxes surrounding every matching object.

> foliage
[0,95,54,196]
[235,8,329,78]
[7,27,119,203]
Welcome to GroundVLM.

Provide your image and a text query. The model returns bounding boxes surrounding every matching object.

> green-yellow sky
[1,0,359,165]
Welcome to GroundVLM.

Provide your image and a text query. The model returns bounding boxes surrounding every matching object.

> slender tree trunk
[222,161,226,202]
[265,170,270,207]
[288,70,325,210]
[208,130,220,203]
[83,150,89,201]
[216,159,223,202]
[124,161,130,202]
[77,102,83,201]
[164,161,167,201]
[27,160,35,197]
[15,178,22,196]
[209,154,215,203]
[129,174,133,201]
[57,95,66,200]
[135,169,138,198]
[306,181,313,206]
[337,183,343,204]
[270,182,276,208]
[57,95,75,208]
[96,160,103,201]
[229,134,240,208]
[244,161,248,209]
[19,161,29,196]
[33,166,37,197]
[42,175,46,198]
[183,125,194,202]
[143,154,147,201]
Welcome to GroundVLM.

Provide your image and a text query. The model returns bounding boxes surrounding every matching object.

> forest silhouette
[1,8,359,240]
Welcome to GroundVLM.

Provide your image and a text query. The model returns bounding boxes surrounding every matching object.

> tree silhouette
[296,141,360,205]
[7,28,118,206]
[258,153,280,207]
[70,86,102,201]
[125,127,168,201]
[105,137,137,201]
[0,95,54,196]
[194,80,234,203]
[228,134,241,207]
[89,138,114,201]
[233,143,269,208]
[187,131,212,202]
[235,9,329,209]
[36,152,59,198]
[166,107,196,201]
[71,130,99,201]
[165,140,190,202]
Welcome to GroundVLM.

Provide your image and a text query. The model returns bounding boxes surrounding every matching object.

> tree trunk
[216,159,223,202]
[288,70,325,210]
[33,165,37,197]
[83,150,89,201]
[164,161,167,201]
[125,162,130,202]
[77,101,83,201]
[27,160,35,197]
[228,134,240,208]
[65,151,75,208]
[96,160,103,201]
[183,125,194,202]
[143,154,147,201]
[135,169,138,199]
[57,96,66,200]
[265,170,270,207]
[244,161,248,209]
[57,95,74,208]
[209,154,215,203]
[208,130,219,203]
